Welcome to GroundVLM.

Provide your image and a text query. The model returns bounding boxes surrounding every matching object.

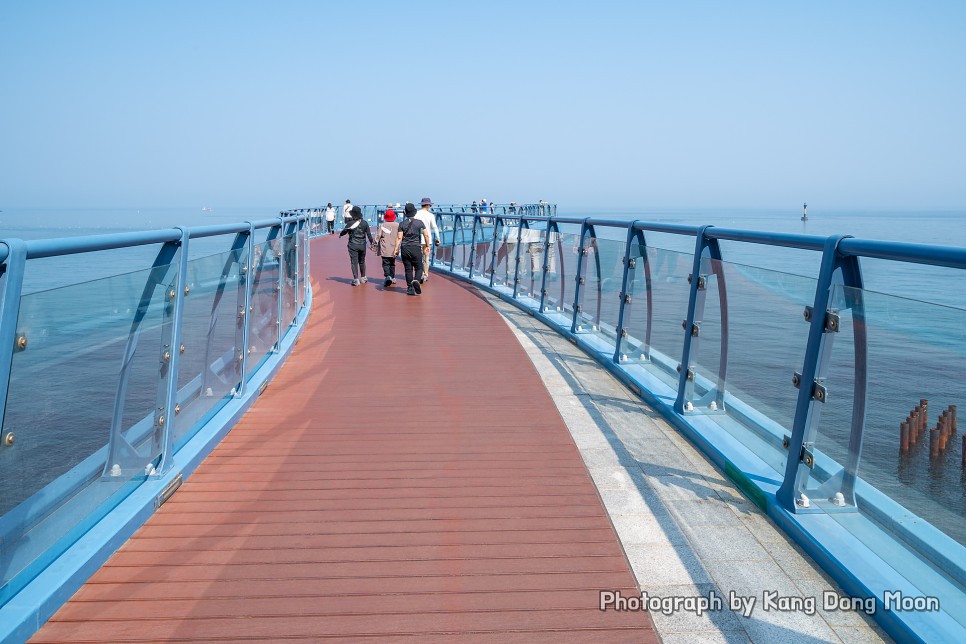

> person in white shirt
[342,199,353,225]
[415,197,441,282]
[324,202,336,234]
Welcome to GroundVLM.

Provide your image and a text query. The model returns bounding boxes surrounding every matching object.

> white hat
[395,203,401,208]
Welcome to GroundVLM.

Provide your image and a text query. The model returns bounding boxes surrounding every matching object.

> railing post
[156,228,190,475]
[673,226,724,414]
[570,218,591,334]
[538,217,556,314]
[237,222,255,395]
[511,218,526,298]
[268,220,283,351]
[0,239,27,439]
[613,221,642,363]
[488,217,502,288]
[777,235,866,512]
[467,215,480,279]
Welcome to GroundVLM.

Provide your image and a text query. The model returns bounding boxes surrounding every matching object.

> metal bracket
[812,380,828,403]
[628,258,636,269]
[697,275,707,290]
[575,304,582,313]
[691,322,700,337]
[800,445,815,469]
[825,310,840,333]
[686,367,695,381]
[624,294,632,303]
[579,276,585,285]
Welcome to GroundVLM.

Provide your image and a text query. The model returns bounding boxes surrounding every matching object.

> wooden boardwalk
[32,237,656,642]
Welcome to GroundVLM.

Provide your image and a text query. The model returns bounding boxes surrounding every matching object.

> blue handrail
[0,213,312,639]
[426,212,966,643]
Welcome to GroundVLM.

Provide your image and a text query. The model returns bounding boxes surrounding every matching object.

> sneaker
[407,286,416,296]
[383,277,392,288]
[412,280,422,295]
[390,278,397,285]
[419,276,426,283]
[351,278,360,286]
[361,276,368,284]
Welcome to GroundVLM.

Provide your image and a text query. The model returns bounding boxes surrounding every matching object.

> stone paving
[487,296,891,644]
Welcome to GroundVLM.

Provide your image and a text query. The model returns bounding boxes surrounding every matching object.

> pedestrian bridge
[2,208,965,642]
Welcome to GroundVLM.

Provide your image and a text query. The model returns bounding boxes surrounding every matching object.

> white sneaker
[351,278,360,286]
[361,276,368,284]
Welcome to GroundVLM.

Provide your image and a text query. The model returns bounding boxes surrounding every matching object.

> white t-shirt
[414,209,440,246]
[342,203,352,220]
[325,207,336,222]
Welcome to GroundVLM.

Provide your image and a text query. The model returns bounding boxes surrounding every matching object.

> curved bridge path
[32,237,656,643]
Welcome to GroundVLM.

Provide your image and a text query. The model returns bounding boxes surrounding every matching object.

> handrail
[0,213,312,632]
[426,211,966,643]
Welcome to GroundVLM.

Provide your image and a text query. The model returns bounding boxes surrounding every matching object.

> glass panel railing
[491,221,515,293]
[247,240,279,375]
[471,221,494,284]
[434,214,455,270]
[452,219,473,275]
[513,226,546,304]
[684,260,816,473]
[622,246,692,387]
[579,237,626,352]
[174,249,246,444]
[542,229,582,327]
[280,232,297,329]
[804,284,966,547]
[0,264,172,602]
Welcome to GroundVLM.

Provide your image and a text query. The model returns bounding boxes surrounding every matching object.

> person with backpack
[394,202,430,296]
[339,205,374,286]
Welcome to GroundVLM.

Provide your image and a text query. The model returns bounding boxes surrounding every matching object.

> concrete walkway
[485,292,890,643]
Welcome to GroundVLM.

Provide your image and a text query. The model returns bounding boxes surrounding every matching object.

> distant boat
[201,207,213,212]
[801,202,808,222]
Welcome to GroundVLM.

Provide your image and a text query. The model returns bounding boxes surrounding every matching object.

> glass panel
[514,224,547,303]
[542,226,582,327]
[247,239,279,375]
[580,237,626,352]
[0,264,171,600]
[622,247,693,387]
[174,248,246,443]
[452,218,474,274]
[806,285,966,546]
[683,259,815,472]
[434,214,455,270]
[472,220,500,286]
[280,232,296,329]
[491,220,515,293]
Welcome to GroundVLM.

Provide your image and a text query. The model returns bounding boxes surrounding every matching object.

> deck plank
[31,237,655,642]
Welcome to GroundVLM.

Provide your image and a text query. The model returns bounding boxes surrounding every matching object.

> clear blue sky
[1,0,964,210]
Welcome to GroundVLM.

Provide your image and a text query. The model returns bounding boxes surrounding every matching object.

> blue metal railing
[0,213,312,641]
[427,212,966,643]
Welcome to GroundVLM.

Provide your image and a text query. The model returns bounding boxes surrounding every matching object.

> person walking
[342,199,353,225]
[339,205,374,286]
[324,202,336,233]
[374,207,400,287]
[395,202,429,296]
[415,197,441,282]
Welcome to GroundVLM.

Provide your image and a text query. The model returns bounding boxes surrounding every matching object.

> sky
[1,0,964,211]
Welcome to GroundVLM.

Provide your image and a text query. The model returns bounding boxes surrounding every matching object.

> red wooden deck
[32,237,656,642]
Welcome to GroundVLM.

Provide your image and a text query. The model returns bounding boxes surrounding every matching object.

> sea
[1,205,964,544]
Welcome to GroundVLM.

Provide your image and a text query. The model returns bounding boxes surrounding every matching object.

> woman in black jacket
[339,206,375,286]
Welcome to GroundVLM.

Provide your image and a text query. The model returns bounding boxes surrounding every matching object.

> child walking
[374,208,400,287]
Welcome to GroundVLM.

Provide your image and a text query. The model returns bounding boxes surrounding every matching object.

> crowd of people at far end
[335,198,441,297]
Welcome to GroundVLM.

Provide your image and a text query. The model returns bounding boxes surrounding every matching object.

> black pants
[401,245,423,286]
[327,220,334,233]
[348,245,366,279]
[382,256,396,278]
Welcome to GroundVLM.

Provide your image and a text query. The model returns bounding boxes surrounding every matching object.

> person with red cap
[373,207,400,288]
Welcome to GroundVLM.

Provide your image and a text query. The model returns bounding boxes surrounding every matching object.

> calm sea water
[1,205,964,542]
